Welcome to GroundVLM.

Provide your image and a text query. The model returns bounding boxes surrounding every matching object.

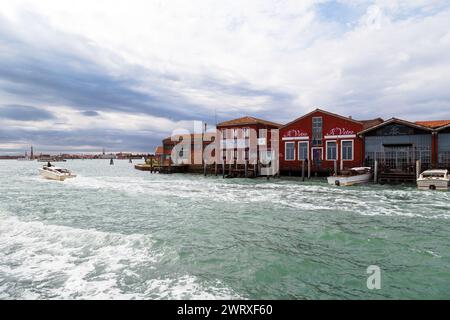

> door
[312,148,323,167]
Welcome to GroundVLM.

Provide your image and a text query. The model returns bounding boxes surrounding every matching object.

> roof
[358,118,434,135]
[358,118,384,130]
[155,146,163,155]
[217,116,282,128]
[415,120,450,129]
[281,108,365,129]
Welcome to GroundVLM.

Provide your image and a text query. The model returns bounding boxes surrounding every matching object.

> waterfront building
[162,132,215,172]
[436,123,450,168]
[359,118,435,176]
[279,109,382,175]
[416,120,450,169]
[216,116,282,177]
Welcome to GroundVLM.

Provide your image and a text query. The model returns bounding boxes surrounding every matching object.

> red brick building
[279,109,383,175]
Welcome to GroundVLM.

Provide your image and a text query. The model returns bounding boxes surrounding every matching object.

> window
[259,129,267,138]
[285,142,295,160]
[233,128,238,138]
[326,141,337,160]
[298,142,309,161]
[243,128,249,138]
[342,140,354,161]
[312,117,323,146]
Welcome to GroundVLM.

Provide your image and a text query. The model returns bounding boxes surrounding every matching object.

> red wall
[279,110,364,173]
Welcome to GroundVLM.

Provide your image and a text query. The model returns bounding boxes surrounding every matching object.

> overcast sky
[1,0,450,154]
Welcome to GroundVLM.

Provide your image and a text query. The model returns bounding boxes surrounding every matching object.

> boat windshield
[423,172,445,178]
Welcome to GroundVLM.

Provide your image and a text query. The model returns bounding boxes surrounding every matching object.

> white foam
[0,212,240,300]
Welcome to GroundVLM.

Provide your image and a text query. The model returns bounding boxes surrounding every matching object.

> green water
[0,160,449,299]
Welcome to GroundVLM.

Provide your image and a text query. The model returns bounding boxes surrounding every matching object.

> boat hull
[417,179,450,191]
[39,169,76,181]
[327,173,372,186]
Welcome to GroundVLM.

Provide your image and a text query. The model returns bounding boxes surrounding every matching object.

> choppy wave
[0,212,240,300]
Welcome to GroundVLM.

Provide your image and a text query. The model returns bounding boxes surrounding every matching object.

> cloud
[80,110,99,117]
[0,105,54,121]
[1,0,450,153]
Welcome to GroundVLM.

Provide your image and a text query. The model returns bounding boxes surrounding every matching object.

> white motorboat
[417,169,449,191]
[39,166,77,181]
[327,167,372,186]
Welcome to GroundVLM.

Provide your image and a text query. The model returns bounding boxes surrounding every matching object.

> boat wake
[0,211,240,300]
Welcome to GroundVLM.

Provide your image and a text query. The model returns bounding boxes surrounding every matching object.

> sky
[1,0,450,154]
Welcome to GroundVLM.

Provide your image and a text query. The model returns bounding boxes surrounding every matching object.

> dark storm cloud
[0,127,162,153]
[80,110,100,117]
[0,105,55,121]
[0,14,206,122]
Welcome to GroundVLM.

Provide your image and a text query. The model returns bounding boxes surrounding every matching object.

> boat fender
[335,180,340,186]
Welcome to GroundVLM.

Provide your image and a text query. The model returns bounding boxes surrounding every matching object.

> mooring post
[416,160,421,179]
[307,160,311,179]
[215,162,218,176]
[334,160,338,176]
[244,160,248,178]
[301,160,305,182]
[374,160,378,183]
[222,160,225,178]
[204,162,207,176]
[340,158,344,171]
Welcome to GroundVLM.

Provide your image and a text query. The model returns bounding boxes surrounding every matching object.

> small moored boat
[327,167,372,186]
[39,165,77,181]
[417,169,449,191]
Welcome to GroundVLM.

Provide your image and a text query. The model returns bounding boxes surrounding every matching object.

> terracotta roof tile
[415,120,450,129]
[217,116,282,128]
[155,146,163,154]
[358,118,384,130]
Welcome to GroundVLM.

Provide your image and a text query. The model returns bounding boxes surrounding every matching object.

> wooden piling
[307,160,311,179]
[244,161,248,178]
[374,160,378,183]
[334,160,338,176]
[416,160,421,179]
[301,160,305,181]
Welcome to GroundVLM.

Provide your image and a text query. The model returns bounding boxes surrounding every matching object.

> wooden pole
[244,160,248,178]
[416,160,421,179]
[215,162,218,176]
[222,159,225,178]
[204,162,207,176]
[301,160,305,181]
[307,159,311,179]
[374,159,378,183]
[334,160,338,176]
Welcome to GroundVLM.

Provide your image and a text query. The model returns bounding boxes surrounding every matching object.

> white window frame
[311,147,323,161]
[285,142,296,161]
[341,139,354,161]
[243,127,250,138]
[326,140,338,161]
[298,141,309,161]
[233,128,238,138]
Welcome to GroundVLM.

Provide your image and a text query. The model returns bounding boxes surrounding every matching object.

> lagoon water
[0,159,449,299]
